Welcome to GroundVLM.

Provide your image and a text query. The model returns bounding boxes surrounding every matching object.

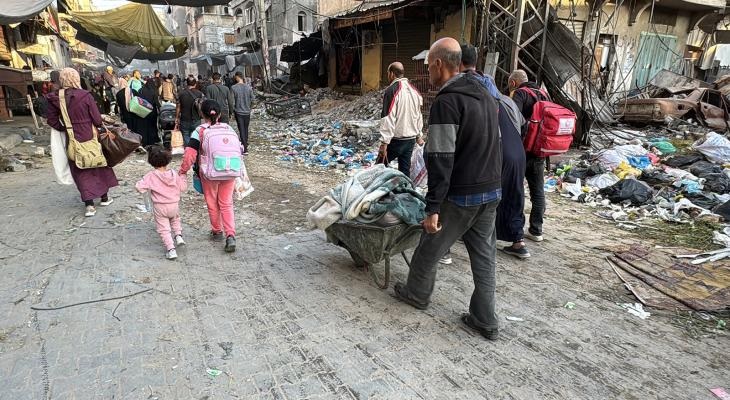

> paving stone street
[0,138,728,400]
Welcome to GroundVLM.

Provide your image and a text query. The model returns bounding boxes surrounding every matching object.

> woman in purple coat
[47,68,119,217]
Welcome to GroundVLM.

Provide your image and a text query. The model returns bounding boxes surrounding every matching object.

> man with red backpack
[509,69,576,242]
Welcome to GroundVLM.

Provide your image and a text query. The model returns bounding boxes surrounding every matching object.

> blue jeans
[404,199,500,330]
[179,119,200,146]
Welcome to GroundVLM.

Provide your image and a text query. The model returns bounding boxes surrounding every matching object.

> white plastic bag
[586,172,620,189]
[595,149,626,170]
[693,132,730,164]
[50,128,73,185]
[410,143,427,187]
[234,163,254,200]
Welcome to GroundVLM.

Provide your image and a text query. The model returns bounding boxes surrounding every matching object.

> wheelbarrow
[325,221,423,289]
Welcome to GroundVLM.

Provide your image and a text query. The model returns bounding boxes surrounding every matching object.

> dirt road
[0,129,726,399]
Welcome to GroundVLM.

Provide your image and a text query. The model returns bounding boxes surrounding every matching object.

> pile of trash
[552,131,730,235]
[255,88,384,171]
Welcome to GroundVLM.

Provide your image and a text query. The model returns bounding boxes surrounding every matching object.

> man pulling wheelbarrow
[392,37,503,341]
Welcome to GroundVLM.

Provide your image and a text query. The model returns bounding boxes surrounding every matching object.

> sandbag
[693,132,730,164]
[599,179,654,205]
[99,125,142,167]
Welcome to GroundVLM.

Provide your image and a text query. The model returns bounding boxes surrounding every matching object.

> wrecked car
[618,88,730,131]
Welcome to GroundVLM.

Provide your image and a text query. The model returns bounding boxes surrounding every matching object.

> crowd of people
[377,37,552,341]
[45,37,554,337]
[45,66,252,259]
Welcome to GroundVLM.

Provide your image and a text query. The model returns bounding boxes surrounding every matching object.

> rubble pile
[256,88,384,171]
[552,129,730,237]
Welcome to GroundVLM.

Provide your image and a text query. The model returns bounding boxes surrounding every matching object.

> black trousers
[234,113,250,152]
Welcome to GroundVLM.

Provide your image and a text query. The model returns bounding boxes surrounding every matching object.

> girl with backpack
[179,99,243,253]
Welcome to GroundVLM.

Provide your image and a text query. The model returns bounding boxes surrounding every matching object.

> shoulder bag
[59,89,108,169]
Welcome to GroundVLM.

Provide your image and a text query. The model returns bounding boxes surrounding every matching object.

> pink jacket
[136,169,188,204]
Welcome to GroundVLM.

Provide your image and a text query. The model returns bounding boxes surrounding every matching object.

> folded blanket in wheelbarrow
[307,164,426,230]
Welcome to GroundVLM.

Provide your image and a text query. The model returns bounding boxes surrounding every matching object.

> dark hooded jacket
[424,73,502,214]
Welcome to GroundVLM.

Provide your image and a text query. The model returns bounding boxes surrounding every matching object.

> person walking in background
[46,68,119,217]
[115,78,131,127]
[136,145,187,260]
[179,100,241,253]
[136,79,161,146]
[376,62,423,177]
[205,72,234,123]
[176,77,204,146]
[101,66,118,114]
[460,45,529,259]
[231,72,253,153]
[509,69,548,243]
[393,38,502,341]
[159,74,177,104]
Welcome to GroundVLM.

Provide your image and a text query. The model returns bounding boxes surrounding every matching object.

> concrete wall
[361,39,382,92]
[553,2,692,94]
[318,0,359,18]
[431,8,473,43]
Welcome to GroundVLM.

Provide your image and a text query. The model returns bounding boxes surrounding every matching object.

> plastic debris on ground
[255,88,384,173]
[620,303,651,319]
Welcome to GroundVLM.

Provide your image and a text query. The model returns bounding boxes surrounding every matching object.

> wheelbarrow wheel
[367,257,390,290]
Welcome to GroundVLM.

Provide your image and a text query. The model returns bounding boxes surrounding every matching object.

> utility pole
[256,0,271,91]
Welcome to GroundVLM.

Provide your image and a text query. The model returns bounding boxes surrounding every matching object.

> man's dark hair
[234,71,243,79]
[388,64,404,78]
[201,99,222,124]
[147,145,172,168]
[197,74,202,80]
[186,77,197,87]
[212,72,221,81]
[154,70,160,75]
[460,44,478,68]
[167,73,174,80]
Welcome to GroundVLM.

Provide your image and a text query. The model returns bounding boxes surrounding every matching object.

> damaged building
[308,0,730,146]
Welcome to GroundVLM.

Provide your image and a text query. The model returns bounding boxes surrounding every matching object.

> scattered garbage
[564,302,576,309]
[505,316,525,322]
[693,132,730,164]
[254,88,384,172]
[620,303,651,319]
[599,179,653,205]
[206,368,222,377]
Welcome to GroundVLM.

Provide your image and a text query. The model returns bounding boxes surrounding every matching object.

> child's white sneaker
[166,248,178,260]
[175,235,185,246]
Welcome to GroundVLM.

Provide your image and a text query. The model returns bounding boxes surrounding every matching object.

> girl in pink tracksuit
[136,146,188,260]
[179,99,238,253]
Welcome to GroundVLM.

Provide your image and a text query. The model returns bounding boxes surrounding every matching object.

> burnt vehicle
[618,88,730,131]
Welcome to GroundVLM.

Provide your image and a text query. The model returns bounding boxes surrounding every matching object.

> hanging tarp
[126,0,230,5]
[67,4,187,55]
[0,0,54,25]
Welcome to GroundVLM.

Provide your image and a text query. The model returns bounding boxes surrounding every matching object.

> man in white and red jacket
[377,62,423,176]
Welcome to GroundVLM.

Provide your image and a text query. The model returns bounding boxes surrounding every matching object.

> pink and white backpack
[198,123,244,180]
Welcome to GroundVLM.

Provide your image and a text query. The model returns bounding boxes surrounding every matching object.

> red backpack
[520,88,576,158]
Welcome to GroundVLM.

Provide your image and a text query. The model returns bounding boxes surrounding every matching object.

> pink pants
[201,177,236,237]
[153,203,182,250]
